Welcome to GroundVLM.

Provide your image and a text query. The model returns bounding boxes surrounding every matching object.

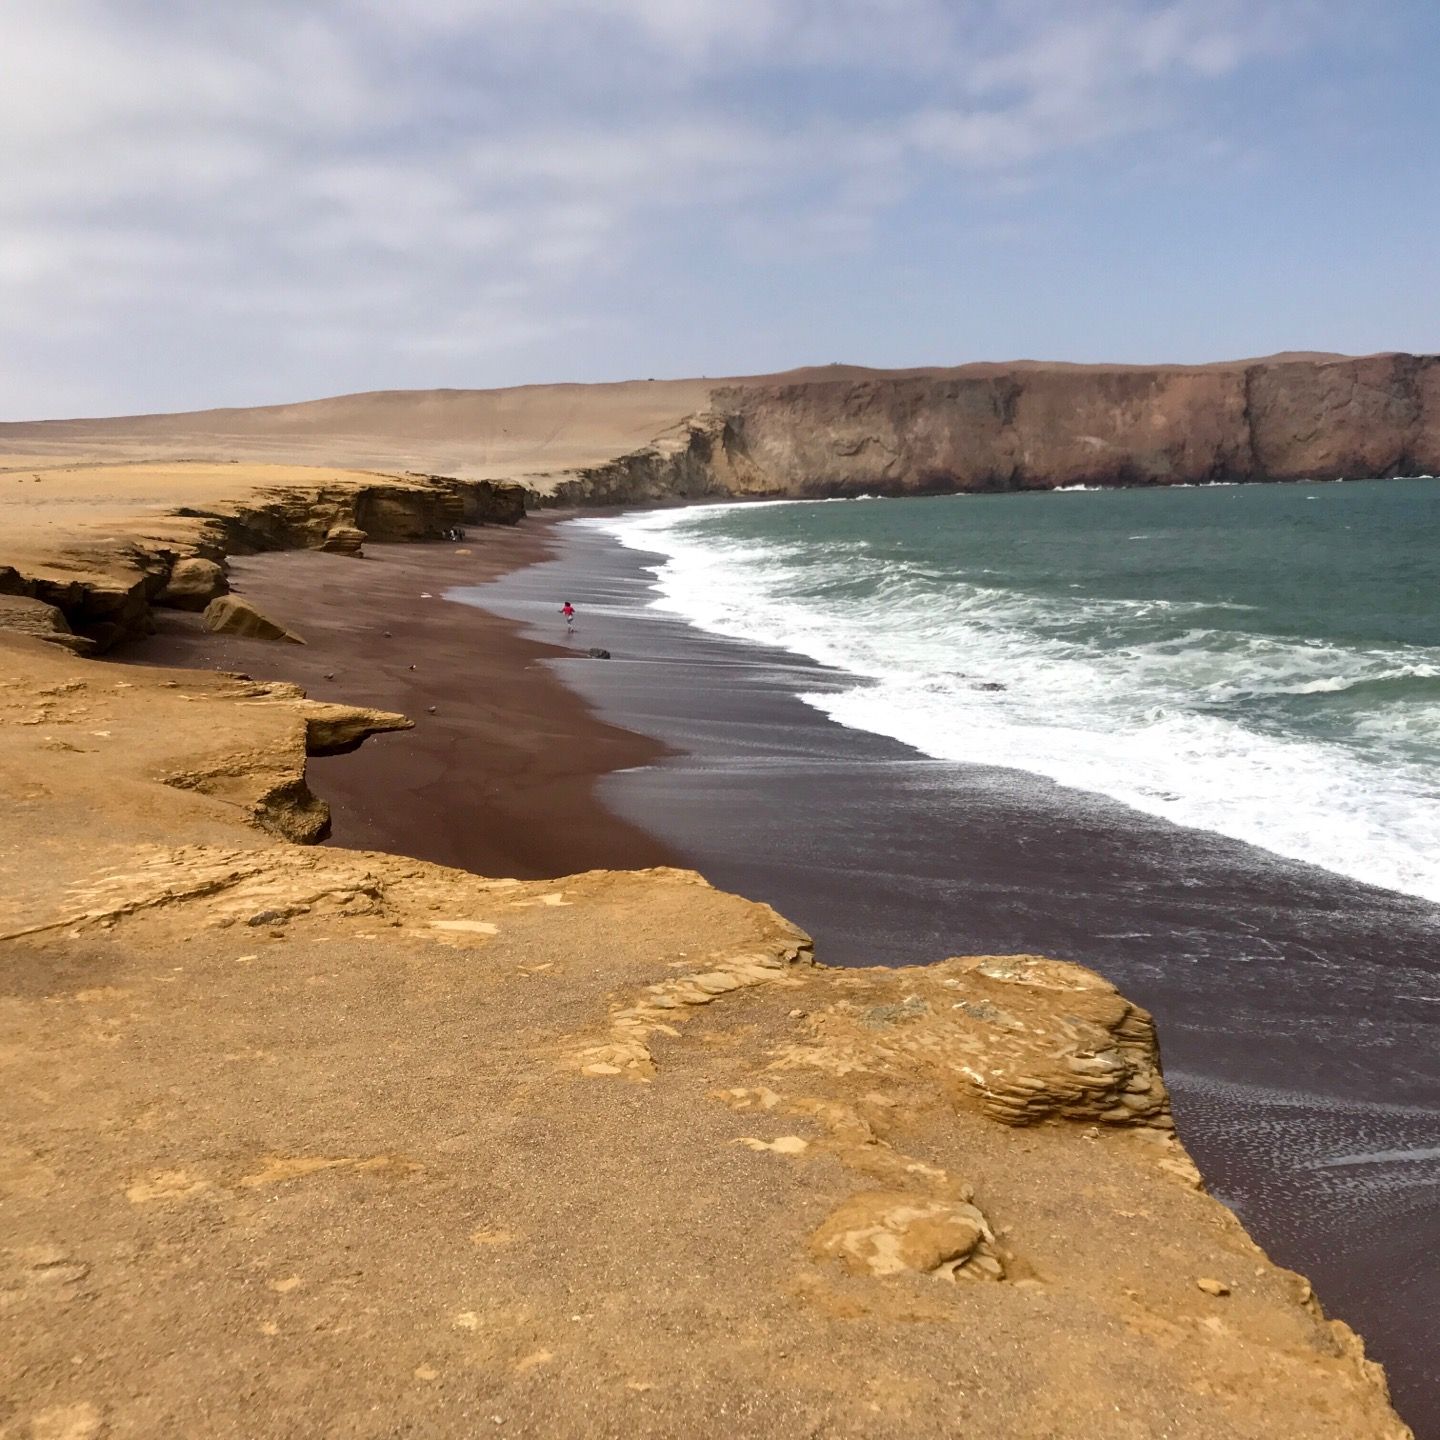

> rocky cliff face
[530,413,763,508]
[0,469,526,653]
[7,354,1432,511]
[699,353,1440,496]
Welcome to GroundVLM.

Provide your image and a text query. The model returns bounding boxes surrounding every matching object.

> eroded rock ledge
[0,633,1412,1438]
[0,467,525,654]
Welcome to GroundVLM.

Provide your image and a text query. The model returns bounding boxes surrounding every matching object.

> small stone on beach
[1197,1278,1231,1297]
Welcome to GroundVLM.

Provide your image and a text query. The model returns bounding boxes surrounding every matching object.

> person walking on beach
[560,600,575,633]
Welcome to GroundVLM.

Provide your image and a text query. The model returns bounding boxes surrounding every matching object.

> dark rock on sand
[320,524,367,556]
[319,527,365,552]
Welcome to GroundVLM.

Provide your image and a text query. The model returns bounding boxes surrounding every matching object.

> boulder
[158,557,227,611]
[0,594,97,655]
[201,595,304,644]
[320,525,367,557]
[587,647,611,659]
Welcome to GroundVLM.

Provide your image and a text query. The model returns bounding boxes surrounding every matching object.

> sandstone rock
[319,525,366,557]
[355,494,443,541]
[1198,1277,1232,1297]
[689,353,1440,496]
[294,700,413,756]
[201,595,304,644]
[0,595,96,655]
[158,557,227,611]
[811,1191,1001,1281]
[0,634,1415,1437]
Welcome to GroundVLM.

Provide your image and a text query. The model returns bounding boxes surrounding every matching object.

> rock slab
[201,594,304,644]
[319,525,367,556]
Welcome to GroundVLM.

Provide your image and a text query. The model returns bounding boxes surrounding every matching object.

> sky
[2,0,1437,418]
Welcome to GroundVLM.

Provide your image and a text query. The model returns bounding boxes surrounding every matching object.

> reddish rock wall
[707,354,1440,495]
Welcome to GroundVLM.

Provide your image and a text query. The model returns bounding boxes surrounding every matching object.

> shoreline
[120,521,678,880]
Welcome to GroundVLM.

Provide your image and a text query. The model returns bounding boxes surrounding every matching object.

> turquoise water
[594,478,1440,901]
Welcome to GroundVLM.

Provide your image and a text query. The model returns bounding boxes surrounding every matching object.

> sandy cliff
[0,462,524,652]
[0,631,1411,1437]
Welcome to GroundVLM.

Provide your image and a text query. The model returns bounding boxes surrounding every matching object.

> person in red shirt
[560,600,575,632]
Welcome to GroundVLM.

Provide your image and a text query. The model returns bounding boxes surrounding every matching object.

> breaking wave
[584,491,1440,904]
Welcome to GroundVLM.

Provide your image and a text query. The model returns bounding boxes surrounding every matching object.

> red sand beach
[123,525,676,880]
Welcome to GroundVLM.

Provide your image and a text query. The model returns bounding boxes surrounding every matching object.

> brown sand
[119,526,674,879]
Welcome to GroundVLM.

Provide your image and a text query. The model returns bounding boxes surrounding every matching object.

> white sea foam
[583,504,1440,905]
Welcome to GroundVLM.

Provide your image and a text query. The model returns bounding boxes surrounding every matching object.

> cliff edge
[6,354,1438,512]
[542,353,1440,504]
[706,352,1440,495]
[0,624,1412,1435]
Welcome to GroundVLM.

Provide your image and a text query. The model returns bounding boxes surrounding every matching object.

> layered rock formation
[0,594,97,656]
[532,353,1440,504]
[0,632,1412,1437]
[702,353,1440,495]
[0,462,526,652]
[6,355,1435,513]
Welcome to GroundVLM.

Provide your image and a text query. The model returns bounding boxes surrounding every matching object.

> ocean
[589,477,1440,905]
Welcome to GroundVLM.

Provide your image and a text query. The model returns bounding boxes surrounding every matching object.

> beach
[120,513,1439,1435]
[123,525,675,880]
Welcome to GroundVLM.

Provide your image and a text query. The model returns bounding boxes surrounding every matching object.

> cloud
[0,0,1358,414]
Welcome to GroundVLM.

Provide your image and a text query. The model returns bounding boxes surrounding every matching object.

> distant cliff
[538,353,1440,504]
[5,352,1435,507]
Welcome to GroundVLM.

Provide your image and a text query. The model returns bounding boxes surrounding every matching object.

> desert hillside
[5,353,1433,501]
